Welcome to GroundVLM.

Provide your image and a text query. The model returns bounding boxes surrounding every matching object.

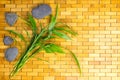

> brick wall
[0,0,120,80]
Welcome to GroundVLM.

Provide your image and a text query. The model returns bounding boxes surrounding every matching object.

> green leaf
[54,27,77,35]
[53,30,71,40]
[55,22,77,35]
[23,28,31,38]
[28,14,37,34]
[48,16,56,31]
[43,46,53,53]
[69,51,81,75]
[39,22,43,31]
[48,5,58,31]
[44,43,64,53]
[33,56,49,63]
[7,30,26,42]
[56,22,70,28]
[49,36,56,39]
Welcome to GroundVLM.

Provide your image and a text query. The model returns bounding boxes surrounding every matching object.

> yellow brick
[88,23,99,27]
[33,77,43,80]
[111,8,120,11]
[95,58,105,61]
[83,19,93,23]
[105,12,116,15]
[66,0,77,4]
[111,16,120,19]
[66,76,78,80]
[22,0,32,4]
[106,42,117,45]
[61,11,71,15]
[100,31,110,34]
[17,4,27,8]
[95,42,105,46]
[89,77,100,80]
[100,23,110,27]
[89,8,99,11]
[95,12,104,15]
[100,77,111,80]
[100,69,111,72]
[94,65,105,68]
[89,46,99,49]
[100,0,110,4]
[100,16,110,19]
[106,73,117,76]
[27,72,38,76]
[111,31,120,34]
[78,8,88,11]
[71,72,79,76]
[61,73,72,76]
[111,23,120,26]
[55,77,66,80]
[11,8,21,11]
[5,4,16,8]
[78,46,88,49]
[72,19,82,23]
[71,4,82,7]
[89,61,100,65]
[105,4,116,8]
[89,38,99,42]
[111,0,120,4]
[83,12,94,16]
[89,53,99,57]
[89,69,99,73]
[0,1,10,4]
[105,19,116,22]
[112,46,120,49]
[95,73,105,76]
[22,76,32,80]
[89,16,99,19]
[66,8,77,11]
[100,8,110,11]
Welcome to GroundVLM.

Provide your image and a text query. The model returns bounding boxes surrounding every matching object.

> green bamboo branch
[9,5,81,78]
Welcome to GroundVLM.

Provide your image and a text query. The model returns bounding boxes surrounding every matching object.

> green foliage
[69,50,81,74]
[48,4,58,31]
[8,5,81,78]
[8,30,25,42]
[44,43,64,53]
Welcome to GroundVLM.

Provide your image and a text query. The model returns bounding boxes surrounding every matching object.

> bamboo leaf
[48,16,56,31]
[43,46,53,53]
[54,27,77,35]
[56,22,70,28]
[48,5,58,31]
[69,51,81,75]
[53,30,71,40]
[43,43,55,53]
[44,43,64,53]
[33,56,49,63]
[23,28,31,38]
[28,14,37,34]
[7,30,26,42]
[39,22,43,32]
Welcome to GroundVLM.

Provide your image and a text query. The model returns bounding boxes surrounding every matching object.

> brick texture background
[0,0,120,80]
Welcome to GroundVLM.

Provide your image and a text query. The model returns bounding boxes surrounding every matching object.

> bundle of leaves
[8,5,81,78]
